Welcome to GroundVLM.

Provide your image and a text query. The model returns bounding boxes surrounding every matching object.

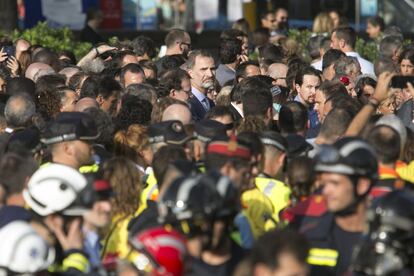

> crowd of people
[1,7,414,276]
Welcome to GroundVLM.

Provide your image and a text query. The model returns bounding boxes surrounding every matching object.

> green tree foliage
[10,22,92,60]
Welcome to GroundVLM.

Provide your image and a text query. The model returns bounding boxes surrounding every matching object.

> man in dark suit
[185,50,216,121]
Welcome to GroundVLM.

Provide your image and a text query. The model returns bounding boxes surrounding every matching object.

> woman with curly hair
[36,74,66,120]
[100,157,142,265]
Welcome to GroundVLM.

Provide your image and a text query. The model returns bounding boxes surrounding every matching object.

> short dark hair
[260,11,274,20]
[138,60,158,79]
[84,107,114,146]
[220,29,246,40]
[286,58,308,92]
[241,77,273,117]
[399,48,414,66]
[35,74,66,97]
[325,96,361,123]
[287,156,315,199]
[120,63,145,87]
[258,44,284,63]
[318,80,348,99]
[278,101,308,134]
[5,77,35,98]
[367,125,400,165]
[98,76,122,99]
[219,38,242,64]
[356,77,377,97]
[320,37,332,52]
[152,145,187,188]
[319,107,353,140]
[158,69,190,98]
[250,229,309,271]
[159,54,186,76]
[367,16,385,31]
[252,28,270,48]
[322,49,346,71]
[0,152,38,195]
[234,61,260,84]
[132,35,157,59]
[165,29,188,48]
[205,105,234,120]
[295,66,321,87]
[79,75,99,99]
[116,95,152,130]
[333,26,357,49]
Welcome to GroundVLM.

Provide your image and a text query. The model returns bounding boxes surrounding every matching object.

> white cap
[23,164,88,216]
[0,221,55,273]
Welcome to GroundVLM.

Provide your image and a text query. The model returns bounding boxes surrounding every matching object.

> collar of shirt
[345,51,361,58]
[231,102,244,117]
[83,229,100,247]
[294,95,314,110]
[191,86,207,103]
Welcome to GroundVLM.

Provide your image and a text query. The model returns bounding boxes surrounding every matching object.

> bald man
[25,63,54,82]
[75,97,99,112]
[162,103,192,125]
[268,63,288,88]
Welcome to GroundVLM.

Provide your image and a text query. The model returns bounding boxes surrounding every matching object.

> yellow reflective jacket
[101,211,140,264]
[255,175,291,223]
[139,172,158,211]
[241,188,275,238]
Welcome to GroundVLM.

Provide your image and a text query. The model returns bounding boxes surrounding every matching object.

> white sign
[227,0,243,21]
[194,0,219,21]
[41,0,86,30]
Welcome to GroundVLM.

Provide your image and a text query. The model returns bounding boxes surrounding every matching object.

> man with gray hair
[186,50,216,121]
[379,35,403,63]
[0,94,36,153]
[4,94,36,133]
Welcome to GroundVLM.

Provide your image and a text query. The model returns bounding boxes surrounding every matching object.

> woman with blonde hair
[100,157,142,265]
[312,12,334,34]
[113,124,153,173]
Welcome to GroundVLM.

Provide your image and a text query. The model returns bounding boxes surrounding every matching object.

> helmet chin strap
[333,175,370,217]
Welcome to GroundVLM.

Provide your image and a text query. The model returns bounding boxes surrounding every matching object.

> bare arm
[77,44,116,67]
[345,72,394,136]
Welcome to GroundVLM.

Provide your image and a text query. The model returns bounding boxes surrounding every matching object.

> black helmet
[315,137,378,180]
[203,171,240,218]
[158,172,239,236]
[351,190,414,275]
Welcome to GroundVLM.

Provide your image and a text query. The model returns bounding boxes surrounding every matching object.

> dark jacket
[189,96,215,122]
